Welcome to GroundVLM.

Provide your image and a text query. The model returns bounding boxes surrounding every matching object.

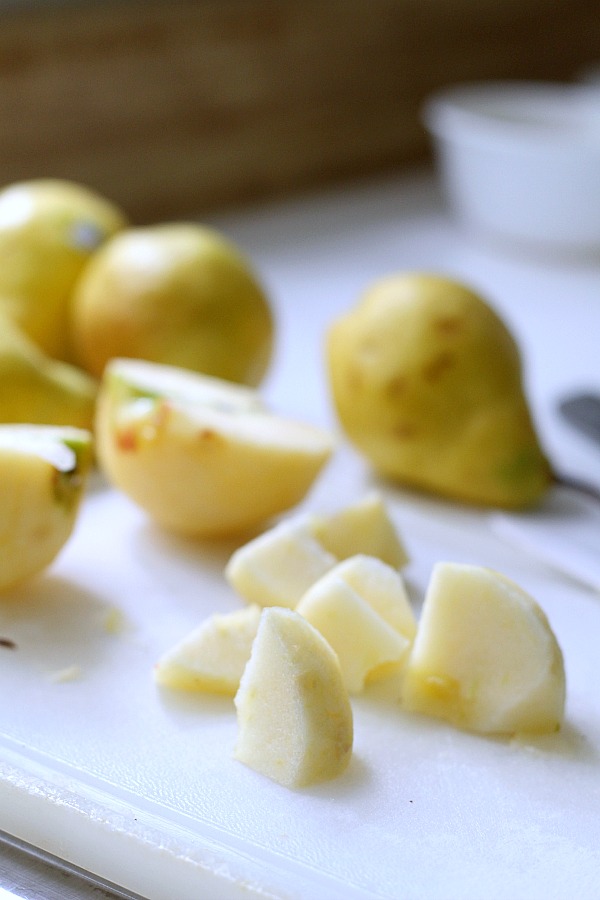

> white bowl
[423,81,600,254]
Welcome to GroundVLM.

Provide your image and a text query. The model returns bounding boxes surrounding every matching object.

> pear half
[95,359,334,538]
[327,273,552,509]
[0,424,93,590]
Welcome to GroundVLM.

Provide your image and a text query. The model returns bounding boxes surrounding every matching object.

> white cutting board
[1,173,600,899]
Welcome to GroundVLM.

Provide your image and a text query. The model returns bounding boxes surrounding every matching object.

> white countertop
[1,168,599,900]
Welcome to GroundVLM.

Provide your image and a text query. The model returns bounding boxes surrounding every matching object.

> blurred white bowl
[423,81,600,255]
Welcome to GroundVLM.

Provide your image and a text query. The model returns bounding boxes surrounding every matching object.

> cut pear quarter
[95,359,334,538]
[225,520,338,609]
[309,492,409,569]
[402,562,566,735]
[234,607,353,788]
[0,424,93,590]
[154,605,262,695]
[296,556,415,693]
[225,492,408,608]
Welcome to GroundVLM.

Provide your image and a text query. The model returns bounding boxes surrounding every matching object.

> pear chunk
[402,563,565,734]
[225,520,337,609]
[154,605,262,695]
[0,424,92,590]
[95,359,334,538]
[225,493,407,608]
[315,554,416,640]
[296,556,415,692]
[234,608,353,788]
[309,492,409,569]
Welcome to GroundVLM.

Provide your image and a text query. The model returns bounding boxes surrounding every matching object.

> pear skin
[0,315,97,430]
[0,424,93,590]
[0,178,127,360]
[327,273,552,509]
[70,223,274,385]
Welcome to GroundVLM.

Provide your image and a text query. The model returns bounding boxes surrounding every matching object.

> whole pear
[70,223,274,386]
[0,178,127,360]
[326,273,552,509]
[0,315,97,430]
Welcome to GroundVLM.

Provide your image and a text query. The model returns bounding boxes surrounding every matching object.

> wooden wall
[0,0,599,222]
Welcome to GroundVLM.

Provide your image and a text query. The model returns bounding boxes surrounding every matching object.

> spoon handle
[559,392,600,448]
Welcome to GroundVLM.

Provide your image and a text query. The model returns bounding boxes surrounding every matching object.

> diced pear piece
[402,562,566,734]
[296,559,413,693]
[0,424,92,590]
[95,359,334,538]
[225,520,337,608]
[310,492,408,569]
[234,607,353,788]
[225,493,408,608]
[328,554,417,640]
[154,605,262,695]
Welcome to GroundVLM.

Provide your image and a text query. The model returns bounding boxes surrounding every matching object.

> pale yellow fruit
[0,315,97,430]
[0,179,127,359]
[0,425,93,590]
[70,222,274,385]
[296,556,414,692]
[309,492,408,569]
[315,554,416,640]
[327,273,552,509]
[234,607,353,788]
[402,562,565,734]
[225,520,337,609]
[154,605,262,695]
[226,493,408,608]
[95,359,334,538]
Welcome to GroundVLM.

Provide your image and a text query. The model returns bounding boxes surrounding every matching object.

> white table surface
[1,168,599,900]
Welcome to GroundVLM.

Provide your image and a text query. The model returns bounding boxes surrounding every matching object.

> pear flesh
[225,493,408,609]
[154,605,262,695]
[234,607,353,788]
[225,520,338,609]
[296,573,411,693]
[327,273,552,509]
[0,424,92,590]
[402,562,565,735]
[309,492,409,569]
[95,359,334,538]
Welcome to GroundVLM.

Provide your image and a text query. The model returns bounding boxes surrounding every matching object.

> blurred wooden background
[0,0,599,222]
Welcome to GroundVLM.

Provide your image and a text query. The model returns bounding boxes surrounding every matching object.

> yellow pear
[327,273,552,509]
[0,424,93,590]
[70,222,274,386]
[0,316,96,430]
[0,179,127,360]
